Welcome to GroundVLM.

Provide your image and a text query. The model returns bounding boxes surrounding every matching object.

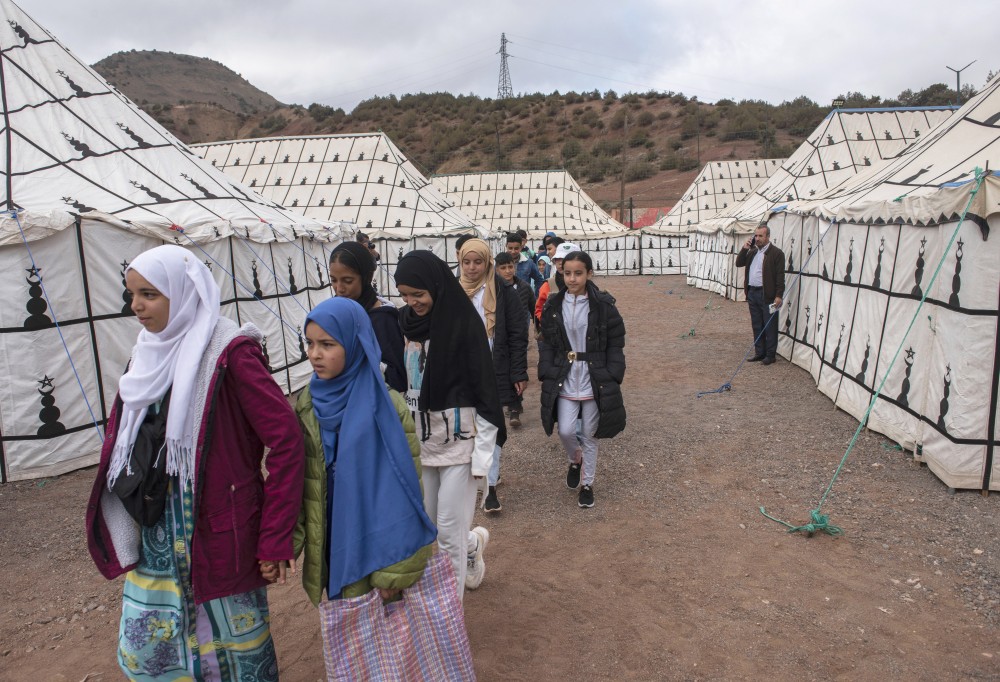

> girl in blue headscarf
[292,297,437,607]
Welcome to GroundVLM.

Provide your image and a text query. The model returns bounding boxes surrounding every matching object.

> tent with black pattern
[0,0,338,482]
[765,77,1000,491]
[689,106,957,300]
[431,169,640,275]
[642,158,784,275]
[194,133,490,299]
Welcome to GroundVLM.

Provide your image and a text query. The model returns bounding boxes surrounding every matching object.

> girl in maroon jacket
[86,245,304,681]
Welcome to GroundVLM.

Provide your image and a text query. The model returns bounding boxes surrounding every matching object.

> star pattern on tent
[26,265,41,278]
[38,375,54,389]
[905,347,915,361]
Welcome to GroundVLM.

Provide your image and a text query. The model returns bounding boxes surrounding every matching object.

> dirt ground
[2,274,998,681]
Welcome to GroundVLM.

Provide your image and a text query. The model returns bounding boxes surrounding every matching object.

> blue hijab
[306,297,437,598]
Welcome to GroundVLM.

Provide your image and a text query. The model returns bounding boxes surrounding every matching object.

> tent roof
[0,0,328,247]
[696,106,958,235]
[644,158,784,235]
[193,133,485,239]
[430,169,628,238]
[781,79,1000,227]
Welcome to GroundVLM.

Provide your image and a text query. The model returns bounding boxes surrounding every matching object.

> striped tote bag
[319,551,476,681]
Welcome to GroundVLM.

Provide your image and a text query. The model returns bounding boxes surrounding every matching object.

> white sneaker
[465,526,490,591]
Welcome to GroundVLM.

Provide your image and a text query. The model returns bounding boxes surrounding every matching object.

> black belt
[747,285,763,291]
[567,351,603,362]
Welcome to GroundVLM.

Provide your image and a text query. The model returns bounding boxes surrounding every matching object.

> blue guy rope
[11,210,104,443]
[231,228,311,315]
[171,225,303,337]
[696,219,837,397]
[761,167,988,537]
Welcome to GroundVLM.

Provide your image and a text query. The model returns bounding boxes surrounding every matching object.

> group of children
[87,233,625,679]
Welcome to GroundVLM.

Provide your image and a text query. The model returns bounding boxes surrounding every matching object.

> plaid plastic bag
[318,551,476,681]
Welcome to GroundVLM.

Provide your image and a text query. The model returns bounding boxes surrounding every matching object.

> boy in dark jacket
[495,252,534,428]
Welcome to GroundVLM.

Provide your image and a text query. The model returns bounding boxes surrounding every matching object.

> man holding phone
[735,223,785,365]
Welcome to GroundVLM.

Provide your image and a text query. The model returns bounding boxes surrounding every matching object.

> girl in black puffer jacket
[538,250,625,509]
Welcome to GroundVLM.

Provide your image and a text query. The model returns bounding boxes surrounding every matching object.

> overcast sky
[25,0,999,113]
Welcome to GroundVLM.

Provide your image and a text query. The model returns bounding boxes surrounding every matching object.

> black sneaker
[566,463,581,489]
[578,485,594,508]
[484,486,502,513]
[509,410,521,428]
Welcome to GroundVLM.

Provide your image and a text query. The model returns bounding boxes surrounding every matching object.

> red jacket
[86,335,304,604]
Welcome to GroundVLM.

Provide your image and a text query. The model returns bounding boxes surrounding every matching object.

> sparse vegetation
[93,49,974,207]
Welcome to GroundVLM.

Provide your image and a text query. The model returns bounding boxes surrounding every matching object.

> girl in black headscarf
[329,241,407,393]
[394,250,506,598]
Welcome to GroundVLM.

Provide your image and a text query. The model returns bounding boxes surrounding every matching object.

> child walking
[538,250,626,508]
[458,240,528,515]
[328,241,407,393]
[293,297,436,619]
[395,250,507,597]
[87,245,304,680]
[494,250,534,430]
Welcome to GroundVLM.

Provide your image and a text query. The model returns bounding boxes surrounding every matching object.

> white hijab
[107,245,221,492]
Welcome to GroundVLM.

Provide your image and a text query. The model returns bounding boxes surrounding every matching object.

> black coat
[537,282,626,438]
[493,275,529,406]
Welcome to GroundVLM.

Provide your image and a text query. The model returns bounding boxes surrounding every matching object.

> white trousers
[422,463,479,601]
[557,398,600,486]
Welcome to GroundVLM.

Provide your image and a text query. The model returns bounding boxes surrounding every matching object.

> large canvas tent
[643,158,784,275]
[767,79,1000,490]
[0,0,337,482]
[689,107,957,300]
[431,169,640,274]
[195,133,488,299]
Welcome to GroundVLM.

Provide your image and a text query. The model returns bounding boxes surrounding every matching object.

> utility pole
[946,60,976,105]
[620,114,628,224]
[497,34,513,100]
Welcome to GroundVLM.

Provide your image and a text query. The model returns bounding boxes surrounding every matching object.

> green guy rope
[680,290,717,338]
[761,167,988,537]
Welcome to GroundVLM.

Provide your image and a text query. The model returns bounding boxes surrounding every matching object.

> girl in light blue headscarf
[292,296,436,606]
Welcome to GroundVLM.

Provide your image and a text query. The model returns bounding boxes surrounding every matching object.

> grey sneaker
[465,526,490,590]
[578,485,594,508]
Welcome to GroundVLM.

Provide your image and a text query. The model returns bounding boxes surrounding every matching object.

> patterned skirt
[117,479,279,681]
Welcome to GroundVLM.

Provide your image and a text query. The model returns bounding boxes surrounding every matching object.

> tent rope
[230,229,311,315]
[761,167,988,536]
[9,210,104,443]
[696,219,836,398]
[680,290,718,339]
[170,225,305,337]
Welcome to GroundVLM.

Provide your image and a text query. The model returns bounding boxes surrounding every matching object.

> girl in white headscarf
[87,244,304,681]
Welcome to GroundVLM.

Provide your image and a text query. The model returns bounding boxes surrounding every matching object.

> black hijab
[330,242,378,311]
[394,250,506,446]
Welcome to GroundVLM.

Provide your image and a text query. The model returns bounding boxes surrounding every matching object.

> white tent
[0,0,337,482]
[767,79,1000,490]
[431,169,639,274]
[195,133,490,299]
[690,107,957,300]
[643,158,784,275]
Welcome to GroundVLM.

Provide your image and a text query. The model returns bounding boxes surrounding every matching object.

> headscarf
[329,241,378,311]
[107,245,221,492]
[305,297,437,597]
[394,250,507,446]
[457,238,497,339]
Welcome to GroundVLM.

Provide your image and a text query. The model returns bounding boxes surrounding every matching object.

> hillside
[92,50,962,215]
[92,50,282,142]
